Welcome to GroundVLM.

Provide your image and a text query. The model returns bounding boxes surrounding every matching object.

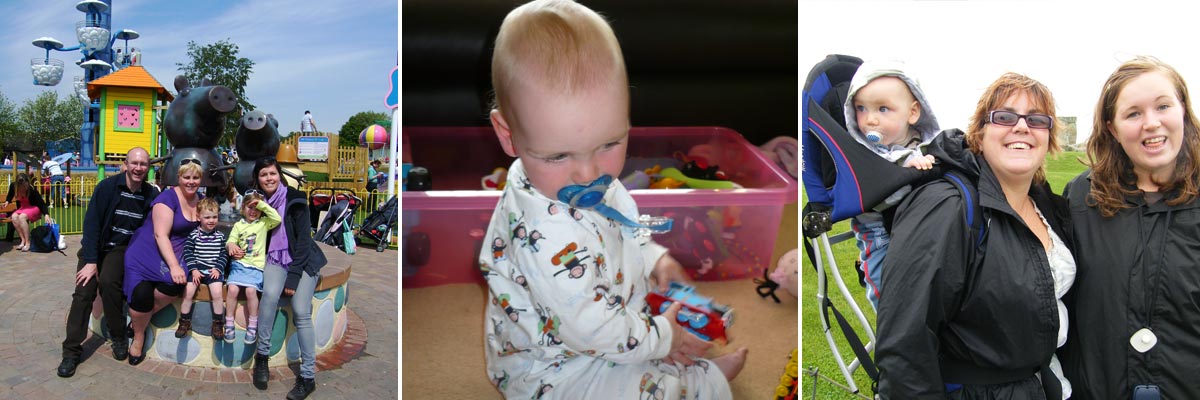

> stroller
[357,195,397,252]
[802,54,936,396]
[311,188,361,254]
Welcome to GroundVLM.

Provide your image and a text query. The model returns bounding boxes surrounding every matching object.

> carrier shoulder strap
[941,170,987,257]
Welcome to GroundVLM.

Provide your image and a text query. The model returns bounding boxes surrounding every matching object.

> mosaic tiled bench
[87,243,353,369]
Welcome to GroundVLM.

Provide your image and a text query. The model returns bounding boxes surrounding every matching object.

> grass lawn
[801,151,1088,399]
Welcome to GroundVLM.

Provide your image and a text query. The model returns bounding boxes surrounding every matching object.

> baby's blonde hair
[491,0,627,122]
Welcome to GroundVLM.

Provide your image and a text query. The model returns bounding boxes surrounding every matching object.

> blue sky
[2,0,397,135]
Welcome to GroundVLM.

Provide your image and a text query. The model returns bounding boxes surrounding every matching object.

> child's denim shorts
[226,261,264,291]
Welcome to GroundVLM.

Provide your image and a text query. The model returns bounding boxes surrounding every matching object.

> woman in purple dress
[122,161,203,365]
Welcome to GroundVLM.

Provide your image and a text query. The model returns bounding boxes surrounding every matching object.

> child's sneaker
[245,326,257,344]
[174,319,191,338]
[224,322,236,343]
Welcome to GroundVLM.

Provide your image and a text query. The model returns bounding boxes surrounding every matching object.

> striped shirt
[105,189,149,252]
[183,227,229,274]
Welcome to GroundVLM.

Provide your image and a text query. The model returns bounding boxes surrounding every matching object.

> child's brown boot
[212,318,225,340]
[174,319,191,338]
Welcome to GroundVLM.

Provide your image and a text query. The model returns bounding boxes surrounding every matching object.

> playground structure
[31,0,147,171]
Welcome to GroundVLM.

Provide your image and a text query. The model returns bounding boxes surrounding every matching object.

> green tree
[0,91,20,149]
[176,38,256,147]
[15,90,84,149]
[338,111,391,148]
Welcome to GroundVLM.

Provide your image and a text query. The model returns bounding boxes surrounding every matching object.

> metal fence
[1,177,395,239]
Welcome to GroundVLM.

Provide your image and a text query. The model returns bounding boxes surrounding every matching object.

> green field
[800,151,1088,399]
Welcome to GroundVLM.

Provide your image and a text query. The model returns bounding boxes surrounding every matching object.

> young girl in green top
[224,191,281,343]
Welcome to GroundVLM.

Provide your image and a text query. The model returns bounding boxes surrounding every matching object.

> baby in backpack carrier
[844,60,942,311]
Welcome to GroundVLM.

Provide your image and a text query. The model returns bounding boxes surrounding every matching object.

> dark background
[402,0,798,146]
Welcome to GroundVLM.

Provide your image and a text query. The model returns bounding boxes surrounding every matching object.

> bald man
[59,148,160,377]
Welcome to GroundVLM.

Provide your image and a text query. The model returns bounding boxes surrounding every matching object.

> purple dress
[123,189,200,300]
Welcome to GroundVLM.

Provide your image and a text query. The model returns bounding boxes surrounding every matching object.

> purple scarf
[266,185,293,267]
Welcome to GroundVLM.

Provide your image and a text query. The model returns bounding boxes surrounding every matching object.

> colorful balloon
[359,124,389,150]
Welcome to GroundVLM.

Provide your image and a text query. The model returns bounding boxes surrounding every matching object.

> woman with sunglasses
[1060,57,1200,400]
[121,160,204,365]
[244,157,326,399]
[2,174,51,252]
[875,73,1074,399]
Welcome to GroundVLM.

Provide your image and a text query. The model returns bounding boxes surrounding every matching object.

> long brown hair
[1086,56,1200,217]
[965,72,1062,184]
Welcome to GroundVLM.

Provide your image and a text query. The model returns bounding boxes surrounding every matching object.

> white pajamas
[482,159,732,399]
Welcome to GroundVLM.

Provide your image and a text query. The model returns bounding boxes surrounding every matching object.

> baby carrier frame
[802,54,933,396]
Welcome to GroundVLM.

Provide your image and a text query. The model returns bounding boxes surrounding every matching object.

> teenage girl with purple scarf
[247,157,327,400]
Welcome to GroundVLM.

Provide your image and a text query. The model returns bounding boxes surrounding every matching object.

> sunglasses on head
[243,189,263,198]
[179,158,202,167]
[988,110,1054,130]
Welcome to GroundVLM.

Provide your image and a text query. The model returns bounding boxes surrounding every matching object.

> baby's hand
[190,270,202,285]
[650,254,691,292]
[660,302,712,366]
[904,154,935,170]
[209,269,221,279]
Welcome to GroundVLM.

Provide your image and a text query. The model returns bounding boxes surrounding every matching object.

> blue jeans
[51,175,65,205]
[850,216,889,312]
[256,261,318,379]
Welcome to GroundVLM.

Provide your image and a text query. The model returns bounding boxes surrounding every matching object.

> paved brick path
[0,235,397,399]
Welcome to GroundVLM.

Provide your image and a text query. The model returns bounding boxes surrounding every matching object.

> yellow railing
[0,176,396,239]
[0,176,99,234]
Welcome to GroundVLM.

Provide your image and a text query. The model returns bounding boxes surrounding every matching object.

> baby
[844,60,941,310]
[480,1,747,398]
[175,198,229,339]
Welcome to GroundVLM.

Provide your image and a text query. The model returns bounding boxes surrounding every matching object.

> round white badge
[1130,328,1158,353]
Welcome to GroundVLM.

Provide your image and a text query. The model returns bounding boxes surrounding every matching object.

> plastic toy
[769,249,799,298]
[675,150,728,181]
[481,167,507,190]
[774,348,798,400]
[620,170,650,190]
[648,176,686,190]
[658,168,738,189]
[645,282,734,342]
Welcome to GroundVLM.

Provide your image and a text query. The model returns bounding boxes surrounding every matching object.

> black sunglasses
[179,158,202,167]
[988,110,1054,130]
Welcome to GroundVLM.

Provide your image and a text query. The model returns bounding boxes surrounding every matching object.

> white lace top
[1036,205,1076,400]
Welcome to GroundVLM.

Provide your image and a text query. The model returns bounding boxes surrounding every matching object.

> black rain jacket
[876,130,1073,399]
[1060,171,1200,399]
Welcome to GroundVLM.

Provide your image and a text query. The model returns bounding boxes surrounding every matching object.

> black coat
[876,131,1073,399]
[1060,171,1200,399]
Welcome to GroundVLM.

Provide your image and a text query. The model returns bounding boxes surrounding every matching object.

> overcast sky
[801,0,1200,145]
[2,0,397,135]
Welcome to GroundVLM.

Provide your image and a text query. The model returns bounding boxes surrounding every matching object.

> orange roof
[86,66,174,101]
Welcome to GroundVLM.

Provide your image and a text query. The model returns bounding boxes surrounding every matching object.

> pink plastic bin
[401,126,796,288]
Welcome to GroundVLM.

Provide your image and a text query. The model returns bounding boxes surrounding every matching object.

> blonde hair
[177,162,204,179]
[965,72,1062,184]
[1086,56,1200,217]
[197,198,219,215]
[491,0,627,122]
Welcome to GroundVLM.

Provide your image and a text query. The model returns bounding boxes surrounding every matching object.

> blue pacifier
[557,175,613,209]
[866,130,883,144]
[556,175,673,236]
